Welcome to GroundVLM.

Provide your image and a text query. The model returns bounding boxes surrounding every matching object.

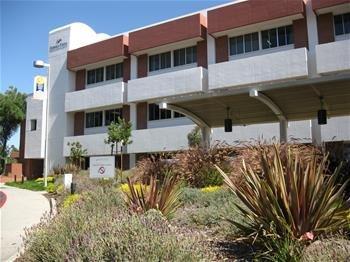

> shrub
[200,185,222,193]
[62,194,81,209]
[134,154,174,183]
[46,183,56,194]
[124,172,182,219]
[187,126,202,147]
[173,143,235,188]
[35,176,55,183]
[174,187,239,234]
[19,187,213,261]
[216,143,350,241]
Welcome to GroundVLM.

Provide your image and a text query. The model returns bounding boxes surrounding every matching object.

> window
[105,108,123,126]
[106,63,123,80]
[262,25,293,49]
[230,32,259,56]
[30,119,37,131]
[149,52,171,72]
[148,104,172,121]
[85,111,103,128]
[174,111,185,118]
[87,67,104,84]
[174,46,197,67]
[334,13,350,36]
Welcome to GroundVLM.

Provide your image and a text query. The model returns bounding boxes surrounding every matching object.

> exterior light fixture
[317,96,327,125]
[224,107,232,132]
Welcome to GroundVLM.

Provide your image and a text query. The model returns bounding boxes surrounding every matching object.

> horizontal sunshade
[208,0,305,35]
[67,35,128,70]
[312,0,349,11]
[129,14,206,54]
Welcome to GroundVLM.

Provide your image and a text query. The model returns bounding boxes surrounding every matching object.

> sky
[1,0,229,148]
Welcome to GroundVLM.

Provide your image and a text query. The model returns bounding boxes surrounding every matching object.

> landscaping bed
[18,142,350,261]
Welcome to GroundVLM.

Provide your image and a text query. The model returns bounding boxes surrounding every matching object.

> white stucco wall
[209,47,309,90]
[65,81,125,112]
[24,97,46,159]
[128,67,208,102]
[316,39,350,75]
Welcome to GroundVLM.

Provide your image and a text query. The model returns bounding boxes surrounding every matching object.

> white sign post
[64,173,72,190]
[90,156,115,179]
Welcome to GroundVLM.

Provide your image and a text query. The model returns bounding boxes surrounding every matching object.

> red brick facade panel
[74,112,85,136]
[67,35,128,69]
[23,159,44,180]
[129,14,206,53]
[122,105,130,122]
[136,102,148,130]
[116,154,130,170]
[5,163,23,177]
[312,0,349,11]
[75,70,86,91]
[293,18,309,48]
[197,40,208,68]
[137,54,148,78]
[19,120,25,161]
[123,57,131,82]
[215,36,229,63]
[317,13,335,44]
[208,0,305,34]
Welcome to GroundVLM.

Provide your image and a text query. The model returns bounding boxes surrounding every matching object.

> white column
[207,34,216,65]
[130,55,137,80]
[311,119,322,146]
[305,0,319,77]
[279,119,288,143]
[201,126,211,148]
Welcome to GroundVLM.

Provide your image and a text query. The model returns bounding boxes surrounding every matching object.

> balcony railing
[127,67,208,102]
[65,81,126,112]
[209,48,309,90]
[316,39,350,75]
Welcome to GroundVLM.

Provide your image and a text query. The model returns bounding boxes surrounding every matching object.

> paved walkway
[0,185,50,261]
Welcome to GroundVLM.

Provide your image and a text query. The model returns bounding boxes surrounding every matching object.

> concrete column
[311,119,322,146]
[305,0,319,77]
[279,119,288,143]
[207,34,216,65]
[201,126,211,148]
[130,55,137,80]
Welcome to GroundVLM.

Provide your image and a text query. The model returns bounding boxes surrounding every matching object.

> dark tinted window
[105,108,123,126]
[334,13,350,35]
[230,32,259,56]
[86,111,103,128]
[174,46,196,67]
[149,52,171,72]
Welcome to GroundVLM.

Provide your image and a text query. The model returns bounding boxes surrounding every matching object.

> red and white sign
[90,156,115,179]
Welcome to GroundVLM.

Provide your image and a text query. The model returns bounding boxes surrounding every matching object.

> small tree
[0,86,26,174]
[67,142,87,170]
[187,126,202,147]
[105,117,132,181]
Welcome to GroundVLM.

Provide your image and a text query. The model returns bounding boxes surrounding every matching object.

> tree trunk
[0,140,7,175]
[120,145,123,183]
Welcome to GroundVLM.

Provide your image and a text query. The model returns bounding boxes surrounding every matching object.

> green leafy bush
[35,176,55,183]
[45,183,56,194]
[19,187,213,261]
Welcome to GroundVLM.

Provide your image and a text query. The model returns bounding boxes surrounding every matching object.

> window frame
[104,108,123,126]
[229,32,260,56]
[85,111,103,128]
[86,67,104,85]
[261,25,294,50]
[106,63,123,81]
[149,51,171,72]
[173,45,197,67]
[30,119,37,131]
[334,12,350,37]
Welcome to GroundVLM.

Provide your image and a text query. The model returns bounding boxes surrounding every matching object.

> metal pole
[44,64,50,187]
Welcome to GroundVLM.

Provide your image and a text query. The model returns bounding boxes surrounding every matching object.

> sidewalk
[0,185,50,261]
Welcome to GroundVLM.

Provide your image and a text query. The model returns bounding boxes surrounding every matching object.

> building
[21,0,350,178]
